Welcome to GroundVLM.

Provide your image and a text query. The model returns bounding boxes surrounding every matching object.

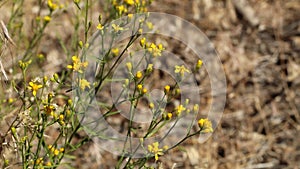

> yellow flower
[174,65,190,77]
[44,105,56,116]
[142,88,147,94]
[19,60,32,70]
[59,114,64,121]
[193,104,199,113]
[128,13,133,19]
[59,147,64,153]
[164,85,170,94]
[198,118,213,133]
[196,59,203,70]
[147,43,164,57]
[115,5,127,15]
[148,142,164,161]
[48,0,58,10]
[112,24,124,32]
[140,37,146,47]
[146,21,153,30]
[125,0,134,5]
[175,104,186,116]
[79,78,90,90]
[149,102,154,109]
[167,113,172,120]
[138,28,143,34]
[45,161,52,166]
[67,56,88,73]
[137,84,143,91]
[97,23,104,30]
[28,81,43,96]
[36,158,43,165]
[48,145,55,152]
[43,16,51,22]
[111,48,119,56]
[136,71,143,79]
[54,149,60,156]
[146,64,153,73]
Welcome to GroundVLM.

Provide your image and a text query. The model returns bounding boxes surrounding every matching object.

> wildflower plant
[0,0,226,168]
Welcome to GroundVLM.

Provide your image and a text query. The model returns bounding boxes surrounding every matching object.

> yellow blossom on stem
[149,102,154,109]
[54,149,60,156]
[79,78,90,90]
[48,0,58,11]
[146,64,153,73]
[193,104,199,113]
[43,16,51,22]
[167,113,172,120]
[36,158,43,165]
[97,23,104,30]
[125,0,134,5]
[140,37,146,47]
[67,56,88,73]
[28,81,43,96]
[112,24,124,32]
[196,59,203,70]
[198,118,213,133]
[59,147,64,153]
[142,88,147,94]
[175,104,186,116]
[45,161,52,166]
[146,21,153,30]
[111,48,119,56]
[174,65,190,77]
[115,5,127,15]
[136,71,143,79]
[137,84,143,91]
[164,85,170,94]
[148,142,164,161]
[128,13,133,19]
[147,43,163,57]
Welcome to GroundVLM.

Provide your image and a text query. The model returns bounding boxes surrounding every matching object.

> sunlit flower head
[174,65,190,77]
[148,142,164,161]
[198,118,213,133]
[67,56,88,73]
[78,78,91,90]
[28,81,43,96]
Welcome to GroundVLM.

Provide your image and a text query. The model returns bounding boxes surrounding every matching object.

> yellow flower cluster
[175,104,186,116]
[198,118,213,133]
[19,59,32,70]
[137,84,147,94]
[67,56,88,73]
[148,142,164,161]
[78,78,91,90]
[48,145,64,156]
[47,0,58,11]
[116,5,127,15]
[140,38,164,57]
